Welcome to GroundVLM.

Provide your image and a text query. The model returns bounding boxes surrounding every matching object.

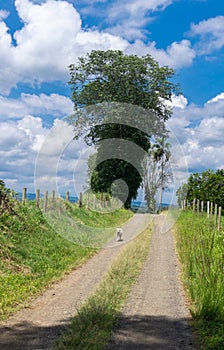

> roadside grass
[42,199,132,247]
[174,210,224,350]
[0,200,133,322]
[53,224,152,350]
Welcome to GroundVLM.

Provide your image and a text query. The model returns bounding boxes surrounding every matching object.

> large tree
[69,50,179,208]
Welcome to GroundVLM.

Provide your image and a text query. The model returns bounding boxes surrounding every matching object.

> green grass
[53,224,152,350]
[0,200,133,322]
[174,210,224,350]
[40,199,132,247]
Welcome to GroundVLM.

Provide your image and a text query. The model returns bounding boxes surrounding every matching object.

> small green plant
[174,210,224,350]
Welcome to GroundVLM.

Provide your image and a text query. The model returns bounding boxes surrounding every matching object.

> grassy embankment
[174,210,224,350]
[53,223,152,350]
[0,199,133,322]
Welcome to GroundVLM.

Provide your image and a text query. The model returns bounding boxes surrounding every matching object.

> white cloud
[0,10,9,20]
[105,0,174,40]
[188,16,224,54]
[0,93,73,119]
[0,115,47,191]
[0,0,198,96]
[126,39,196,68]
[0,114,90,193]
[167,92,224,181]
[0,0,127,95]
[109,0,173,21]
[171,95,188,109]
[207,92,224,104]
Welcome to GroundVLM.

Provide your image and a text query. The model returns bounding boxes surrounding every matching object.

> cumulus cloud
[109,0,173,23]
[104,0,174,40]
[0,0,127,94]
[188,16,224,54]
[126,39,196,68]
[0,115,47,190]
[34,118,93,194]
[0,0,199,95]
[0,93,73,120]
[167,92,224,178]
[0,114,90,194]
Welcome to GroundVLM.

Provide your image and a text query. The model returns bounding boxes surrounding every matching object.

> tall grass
[0,200,133,322]
[174,210,224,349]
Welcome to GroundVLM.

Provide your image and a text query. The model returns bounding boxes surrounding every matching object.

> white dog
[116,228,123,241]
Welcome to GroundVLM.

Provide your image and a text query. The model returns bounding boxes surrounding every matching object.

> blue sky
[0,0,224,203]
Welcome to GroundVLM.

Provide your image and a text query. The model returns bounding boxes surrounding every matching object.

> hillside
[0,188,132,321]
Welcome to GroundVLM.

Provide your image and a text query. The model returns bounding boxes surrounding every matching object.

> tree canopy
[176,169,224,209]
[69,50,179,208]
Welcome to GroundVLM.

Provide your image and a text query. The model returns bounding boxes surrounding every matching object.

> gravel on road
[106,214,196,350]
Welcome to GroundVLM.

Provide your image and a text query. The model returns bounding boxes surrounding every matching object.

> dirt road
[106,214,195,349]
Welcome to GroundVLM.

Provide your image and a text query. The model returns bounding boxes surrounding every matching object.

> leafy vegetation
[0,181,133,321]
[144,137,172,212]
[53,224,152,350]
[176,169,224,211]
[0,180,16,215]
[174,210,224,349]
[68,50,179,208]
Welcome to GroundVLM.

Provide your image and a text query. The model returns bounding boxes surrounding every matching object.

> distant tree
[69,50,179,208]
[176,183,188,207]
[144,138,172,212]
[176,169,224,209]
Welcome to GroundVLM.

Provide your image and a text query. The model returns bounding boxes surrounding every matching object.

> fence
[181,198,222,232]
[20,188,123,213]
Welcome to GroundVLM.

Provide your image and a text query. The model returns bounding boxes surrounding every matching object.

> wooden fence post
[210,202,213,215]
[201,201,204,213]
[193,198,196,212]
[207,201,210,218]
[93,194,96,210]
[36,189,40,207]
[22,187,27,204]
[78,192,82,208]
[214,203,218,228]
[43,190,48,213]
[197,199,200,214]
[217,207,222,232]
[86,193,89,209]
[66,191,69,202]
[52,190,55,202]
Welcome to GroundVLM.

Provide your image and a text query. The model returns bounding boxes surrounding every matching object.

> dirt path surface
[0,213,152,350]
[106,214,195,350]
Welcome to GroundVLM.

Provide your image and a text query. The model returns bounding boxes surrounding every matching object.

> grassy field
[0,199,133,322]
[53,224,152,350]
[174,210,224,350]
